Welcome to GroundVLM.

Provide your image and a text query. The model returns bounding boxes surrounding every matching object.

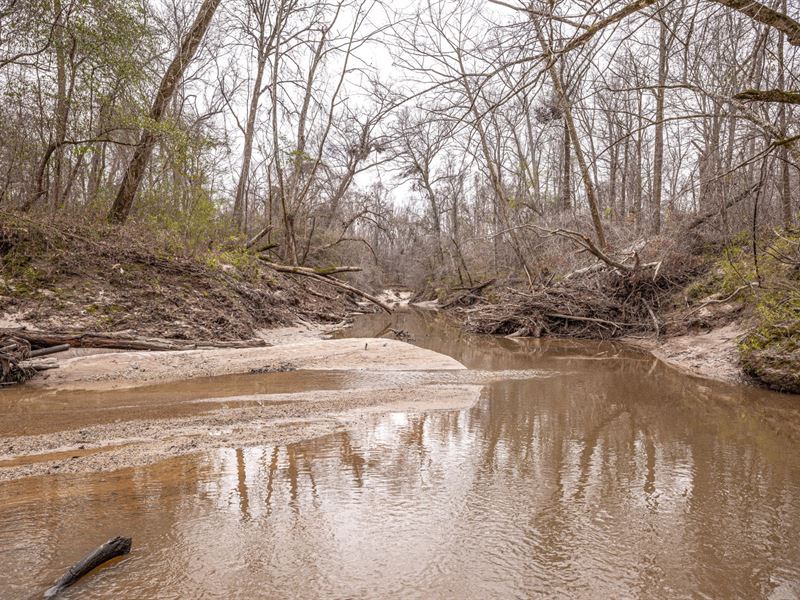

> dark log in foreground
[44,536,132,599]
[1,329,267,351]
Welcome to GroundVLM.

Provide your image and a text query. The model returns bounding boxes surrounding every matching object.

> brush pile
[0,335,68,385]
[458,236,705,340]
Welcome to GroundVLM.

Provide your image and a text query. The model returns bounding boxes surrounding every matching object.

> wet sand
[31,337,465,391]
[0,337,486,481]
[625,322,747,385]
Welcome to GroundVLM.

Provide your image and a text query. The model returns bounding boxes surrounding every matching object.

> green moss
[731,228,800,392]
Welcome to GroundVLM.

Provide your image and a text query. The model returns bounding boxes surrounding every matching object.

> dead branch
[442,279,497,309]
[546,313,623,330]
[259,259,392,313]
[44,536,132,598]
[245,224,273,249]
[687,182,760,230]
[259,261,362,276]
[685,284,752,316]
[533,226,635,272]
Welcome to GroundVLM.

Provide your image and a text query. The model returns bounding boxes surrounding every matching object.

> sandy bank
[33,337,464,391]
[0,337,483,481]
[626,323,747,385]
[0,384,482,481]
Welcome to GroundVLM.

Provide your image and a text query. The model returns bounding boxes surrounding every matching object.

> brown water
[2,310,800,599]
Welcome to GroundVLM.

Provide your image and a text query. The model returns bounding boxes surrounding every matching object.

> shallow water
[2,310,800,599]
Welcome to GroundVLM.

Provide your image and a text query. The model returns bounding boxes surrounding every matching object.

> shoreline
[622,322,749,387]
[0,334,480,481]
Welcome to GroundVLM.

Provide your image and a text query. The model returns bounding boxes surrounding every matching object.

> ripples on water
[1,310,800,599]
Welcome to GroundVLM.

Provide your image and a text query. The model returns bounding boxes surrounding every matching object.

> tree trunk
[651,18,668,234]
[542,48,606,246]
[233,53,268,230]
[778,0,793,226]
[561,118,571,212]
[107,0,222,224]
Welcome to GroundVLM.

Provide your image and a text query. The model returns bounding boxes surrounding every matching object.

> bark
[651,18,668,234]
[562,0,800,52]
[233,53,268,230]
[44,536,132,598]
[777,0,793,227]
[533,20,607,247]
[107,0,222,224]
[710,0,800,45]
[608,116,618,219]
[259,259,392,312]
[561,118,571,212]
[50,0,70,210]
[734,88,800,104]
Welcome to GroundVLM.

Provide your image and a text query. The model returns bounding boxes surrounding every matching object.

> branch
[710,0,800,45]
[259,261,362,275]
[258,260,393,313]
[734,88,800,104]
[533,226,634,272]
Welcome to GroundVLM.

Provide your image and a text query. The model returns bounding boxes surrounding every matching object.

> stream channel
[1,309,799,599]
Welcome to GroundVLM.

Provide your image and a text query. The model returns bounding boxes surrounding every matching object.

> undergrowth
[710,228,800,392]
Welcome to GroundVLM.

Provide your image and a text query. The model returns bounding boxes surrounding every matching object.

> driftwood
[21,357,60,371]
[442,279,497,309]
[2,329,267,351]
[259,261,363,276]
[455,245,701,341]
[29,344,71,358]
[44,536,132,598]
[259,259,392,313]
[0,335,63,384]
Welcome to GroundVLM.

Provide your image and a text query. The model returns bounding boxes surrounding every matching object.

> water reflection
[1,310,799,599]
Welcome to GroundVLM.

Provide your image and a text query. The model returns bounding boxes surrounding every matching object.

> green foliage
[729,229,800,391]
[206,248,261,282]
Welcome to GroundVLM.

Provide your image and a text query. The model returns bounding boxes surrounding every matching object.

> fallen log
[259,259,392,313]
[29,344,71,358]
[1,329,267,351]
[260,261,363,275]
[687,182,759,230]
[21,358,60,371]
[442,279,496,309]
[44,536,132,598]
[245,224,273,249]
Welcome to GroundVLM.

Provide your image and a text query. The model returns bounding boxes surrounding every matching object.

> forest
[2,2,800,598]
[0,0,799,389]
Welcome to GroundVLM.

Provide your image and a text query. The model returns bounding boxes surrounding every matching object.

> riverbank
[0,337,481,481]
[622,322,748,385]
[0,214,362,343]
[440,232,799,395]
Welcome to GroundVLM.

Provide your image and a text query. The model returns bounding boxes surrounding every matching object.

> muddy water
[2,310,800,599]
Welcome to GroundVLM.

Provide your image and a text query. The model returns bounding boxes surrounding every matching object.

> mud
[0,333,496,481]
